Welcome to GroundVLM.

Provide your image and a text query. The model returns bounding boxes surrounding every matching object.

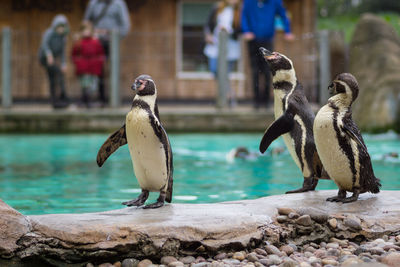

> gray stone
[344,217,362,231]
[265,244,282,256]
[277,216,288,223]
[255,248,268,256]
[280,245,294,256]
[161,256,178,265]
[247,252,258,262]
[222,258,240,265]
[267,255,282,265]
[279,259,297,267]
[0,200,31,258]
[297,208,328,224]
[233,251,245,260]
[278,207,295,216]
[98,263,113,267]
[137,259,152,267]
[191,263,209,267]
[295,215,312,226]
[381,252,400,267]
[122,258,140,267]
[288,212,300,219]
[350,13,400,131]
[214,253,226,260]
[179,256,195,264]
[167,261,183,267]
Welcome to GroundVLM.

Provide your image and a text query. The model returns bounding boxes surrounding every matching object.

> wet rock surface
[350,13,400,131]
[1,190,400,266]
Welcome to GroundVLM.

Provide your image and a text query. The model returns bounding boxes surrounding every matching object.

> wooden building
[0,0,317,103]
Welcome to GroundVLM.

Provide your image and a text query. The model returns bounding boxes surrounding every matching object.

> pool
[1,132,399,215]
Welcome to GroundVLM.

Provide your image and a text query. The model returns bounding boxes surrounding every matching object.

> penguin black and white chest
[96,74,173,209]
[314,73,381,203]
[258,48,326,193]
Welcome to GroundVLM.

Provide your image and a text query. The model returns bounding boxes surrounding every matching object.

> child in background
[72,21,105,108]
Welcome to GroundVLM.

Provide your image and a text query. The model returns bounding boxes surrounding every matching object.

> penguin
[313,73,381,203]
[96,74,173,209]
[258,47,327,193]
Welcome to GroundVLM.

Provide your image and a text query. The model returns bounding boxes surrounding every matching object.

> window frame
[176,0,244,80]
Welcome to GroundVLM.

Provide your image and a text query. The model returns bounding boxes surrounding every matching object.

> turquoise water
[1,132,399,215]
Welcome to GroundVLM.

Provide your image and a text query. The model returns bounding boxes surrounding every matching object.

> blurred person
[38,14,70,109]
[83,0,131,106]
[241,0,294,109]
[71,22,105,108]
[204,0,242,107]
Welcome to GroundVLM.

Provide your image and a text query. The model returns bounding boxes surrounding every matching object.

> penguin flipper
[341,124,367,153]
[259,112,294,153]
[96,124,127,167]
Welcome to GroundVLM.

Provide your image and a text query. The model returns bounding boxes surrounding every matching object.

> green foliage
[318,13,400,43]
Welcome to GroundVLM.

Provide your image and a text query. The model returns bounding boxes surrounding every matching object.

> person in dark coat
[72,21,105,108]
[241,0,294,109]
[38,14,70,109]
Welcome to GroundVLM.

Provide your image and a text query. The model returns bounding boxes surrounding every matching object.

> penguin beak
[259,47,276,60]
[131,83,137,91]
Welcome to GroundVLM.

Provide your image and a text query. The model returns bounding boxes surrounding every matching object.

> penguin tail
[369,177,381,194]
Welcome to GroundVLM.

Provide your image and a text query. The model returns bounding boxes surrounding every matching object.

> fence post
[318,30,331,105]
[217,30,228,109]
[2,27,12,108]
[110,29,120,108]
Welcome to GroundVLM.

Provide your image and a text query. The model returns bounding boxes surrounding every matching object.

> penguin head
[131,74,156,96]
[259,47,294,75]
[328,73,359,105]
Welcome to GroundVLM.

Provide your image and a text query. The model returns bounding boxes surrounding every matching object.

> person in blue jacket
[241,0,294,109]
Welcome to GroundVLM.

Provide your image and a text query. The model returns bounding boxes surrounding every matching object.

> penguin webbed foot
[122,190,149,207]
[341,190,360,203]
[142,193,166,209]
[285,177,318,194]
[326,189,347,202]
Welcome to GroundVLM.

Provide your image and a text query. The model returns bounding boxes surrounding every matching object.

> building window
[178,1,213,74]
[177,0,243,79]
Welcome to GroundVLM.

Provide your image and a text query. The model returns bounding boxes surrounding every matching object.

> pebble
[86,264,95,267]
[137,259,152,267]
[268,254,282,265]
[278,207,295,215]
[98,264,113,267]
[288,212,300,219]
[233,251,245,260]
[280,245,294,256]
[321,258,338,265]
[161,256,177,265]
[168,262,183,267]
[265,244,282,256]
[121,259,139,267]
[326,242,340,249]
[247,252,258,262]
[255,248,268,256]
[214,253,226,260]
[299,262,312,267]
[343,217,362,230]
[191,262,209,267]
[277,215,288,223]
[381,252,400,267]
[328,218,338,229]
[295,215,312,226]
[178,256,194,264]
[195,256,206,263]
[222,258,241,265]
